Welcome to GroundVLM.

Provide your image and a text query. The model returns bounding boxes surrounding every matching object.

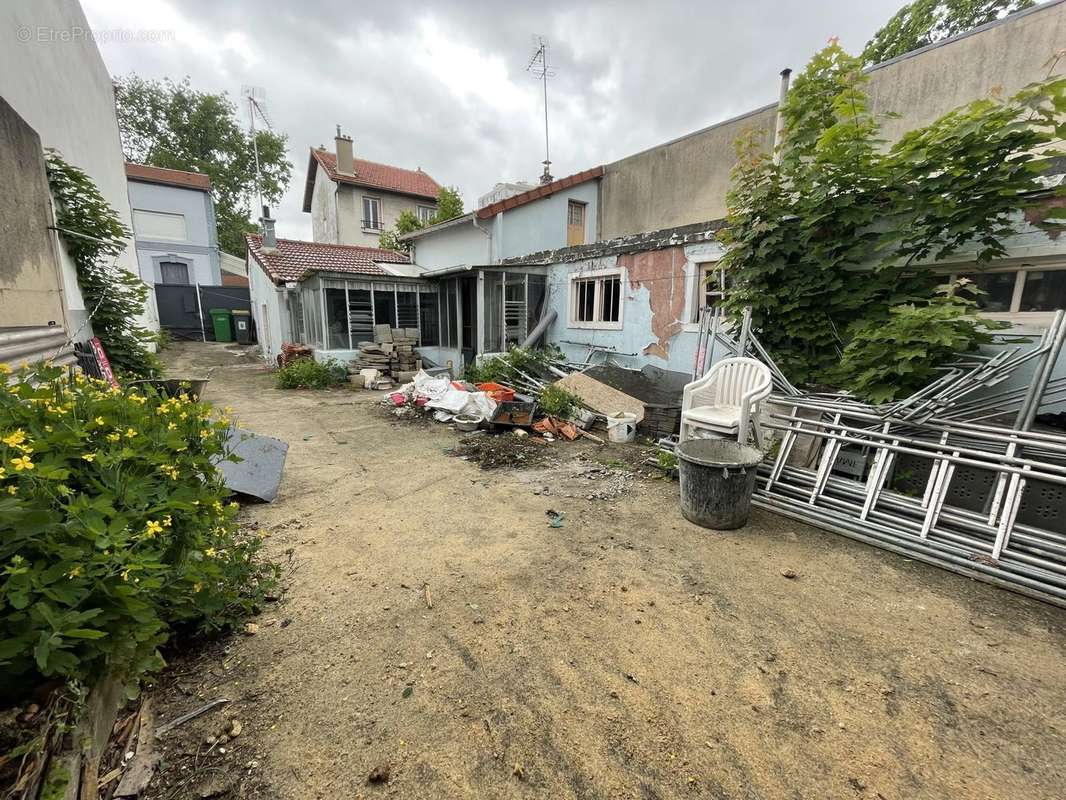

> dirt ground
[144,341,1066,800]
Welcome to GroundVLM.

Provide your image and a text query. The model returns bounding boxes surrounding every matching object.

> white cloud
[82,0,905,243]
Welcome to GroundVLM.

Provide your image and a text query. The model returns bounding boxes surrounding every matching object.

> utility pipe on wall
[772,68,792,165]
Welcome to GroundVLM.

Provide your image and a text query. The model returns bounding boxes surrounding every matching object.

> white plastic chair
[680,357,772,446]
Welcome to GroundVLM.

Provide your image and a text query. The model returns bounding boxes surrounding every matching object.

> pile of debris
[353,325,420,381]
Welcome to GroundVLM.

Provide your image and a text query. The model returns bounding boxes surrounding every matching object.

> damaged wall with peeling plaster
[542,240,726,376]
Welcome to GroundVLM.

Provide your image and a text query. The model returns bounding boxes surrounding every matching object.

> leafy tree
[431,186,464,224]
[394,209,425,236]
[862,0,1034,65]
[719,41,1064,399]
[46,151,160,378]
[114,75,293,257]
[379,210,425,252]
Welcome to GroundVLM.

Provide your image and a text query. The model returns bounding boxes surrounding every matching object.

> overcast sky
[83,0,906,241]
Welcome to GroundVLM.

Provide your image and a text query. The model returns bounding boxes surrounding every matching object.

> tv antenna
[526,35,556,184]
[241,85,274,215]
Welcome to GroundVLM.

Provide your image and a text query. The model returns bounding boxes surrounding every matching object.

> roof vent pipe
[772,68,792,165]
[260,205,277,250]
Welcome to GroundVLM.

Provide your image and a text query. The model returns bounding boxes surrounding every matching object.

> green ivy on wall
[45,151,160,378]
[719,42,1065,401]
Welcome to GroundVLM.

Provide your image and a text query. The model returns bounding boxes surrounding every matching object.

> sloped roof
[475,166,603,219]
[302,148,441,211]
[125,162,211,191]
[246,234,410,284]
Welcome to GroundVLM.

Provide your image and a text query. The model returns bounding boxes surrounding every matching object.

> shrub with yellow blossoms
[0,363,278,693]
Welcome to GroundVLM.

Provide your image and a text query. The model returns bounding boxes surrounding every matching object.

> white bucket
[606,412,638,443]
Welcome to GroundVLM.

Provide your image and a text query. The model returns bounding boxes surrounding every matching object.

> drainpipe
[772,68,792,165]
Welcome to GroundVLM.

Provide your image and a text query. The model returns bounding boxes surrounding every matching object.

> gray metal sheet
[215,427,288,502]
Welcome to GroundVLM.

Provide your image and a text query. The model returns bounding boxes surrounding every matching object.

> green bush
[537,384,582,420]
[276,357,347,390]
[830,281,1007,403]
[0,363,277,696]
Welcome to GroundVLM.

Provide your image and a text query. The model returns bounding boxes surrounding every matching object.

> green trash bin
[209,308,233,342]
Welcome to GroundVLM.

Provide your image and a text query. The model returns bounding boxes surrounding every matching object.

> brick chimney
[334,125,354,176]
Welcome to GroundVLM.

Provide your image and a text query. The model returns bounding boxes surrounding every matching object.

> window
[325,288,348,349]
[133,210,186,241]
[948,266,1066,318]
[159,261,190,284]
[569,270,623,329]
[417,206,435,225]
[362,197,382,230]
[695,264,728,320]
[419,291,440,346]
[567,200,587,246]
[373,288,396,327]
[1020,270,1066,312]
[957,271,1016,312]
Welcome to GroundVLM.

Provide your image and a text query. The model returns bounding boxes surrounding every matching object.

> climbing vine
[45,151,160,378]
[719,42,1065,399]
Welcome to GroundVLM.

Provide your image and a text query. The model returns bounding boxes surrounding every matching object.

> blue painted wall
[127,179,221,286]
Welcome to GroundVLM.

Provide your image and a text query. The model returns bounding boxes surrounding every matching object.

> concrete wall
[410,220,492,270]
[0,0,155,333]
[601,105,776,239]
[543,241,724,374]
[332,183,437,247]
[310,162,339,244]
[127,180,221,286]
[601,0,1066,238]
[493,180,599,261]
[247,256,286,364]
[0,97,67,329]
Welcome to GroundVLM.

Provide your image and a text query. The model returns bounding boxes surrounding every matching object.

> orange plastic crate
[476,382,516,403]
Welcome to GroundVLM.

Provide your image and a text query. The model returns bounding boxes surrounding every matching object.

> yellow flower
[44,425,53,432]
[67,565,82,579]
[107,433,120,442]
[6,485,16,495]
[121,568,131,582]
[94,417,105,427]
[223,406,234,415]
[2,429,27,447]
[205,547,217,558]
[144,519,164,537]
[82,453,96,462]
[167,422,177,430]
[0,363,11,375]
[193,582,203,593]
[125,428,137,438]
[0,467,5,479]
[11,455,33,472]
[162,515,172,527]
[159,465,179,480]
[212,500,223,512]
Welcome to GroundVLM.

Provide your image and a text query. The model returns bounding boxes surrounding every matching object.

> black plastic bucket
[677,439,764,530]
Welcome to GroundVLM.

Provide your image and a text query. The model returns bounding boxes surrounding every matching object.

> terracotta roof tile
[476,166,603,219]
[302,149,441,211]
[246,234,410,284]
[125,162,211,191]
